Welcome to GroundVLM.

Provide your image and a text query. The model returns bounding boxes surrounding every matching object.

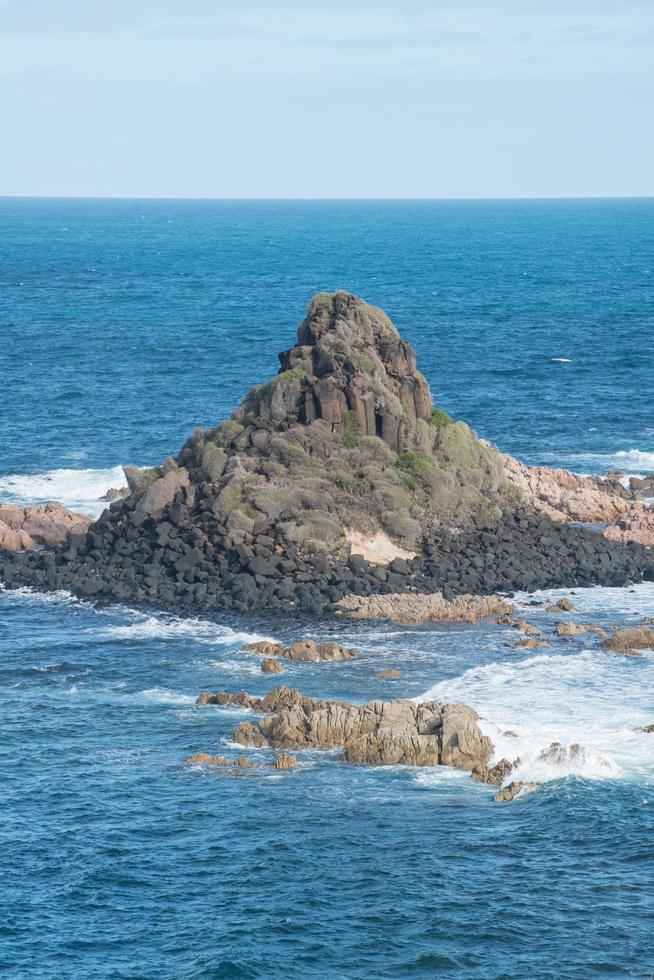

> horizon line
[1,194,653,203]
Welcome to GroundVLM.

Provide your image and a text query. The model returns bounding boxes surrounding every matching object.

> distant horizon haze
[0,0,652,199]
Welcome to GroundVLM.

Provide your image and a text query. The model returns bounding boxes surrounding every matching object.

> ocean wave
[550,357,572,363]
[141,687,197,705]
[558,448,654,475]
[0,464,130,517]
[92,609,273,648]
[418,646,653,785]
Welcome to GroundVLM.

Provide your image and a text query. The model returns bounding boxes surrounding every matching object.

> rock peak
[239,291,432,453]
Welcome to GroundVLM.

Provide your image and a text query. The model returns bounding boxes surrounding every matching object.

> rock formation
[226,686,494,774]
[0,502,91,552]
[335,591,513,624]
[242,639,356,662]
[2,290,653,617]
[601,626,654,655]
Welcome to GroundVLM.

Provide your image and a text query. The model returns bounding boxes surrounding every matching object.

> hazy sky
[1,0,653,198]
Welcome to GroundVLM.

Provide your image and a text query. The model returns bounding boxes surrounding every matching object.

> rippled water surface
[1,199,653,978]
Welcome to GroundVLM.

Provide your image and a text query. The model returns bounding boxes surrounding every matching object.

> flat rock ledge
[195,685,519,796]
[335,591,514,624]
[242,639,356,662]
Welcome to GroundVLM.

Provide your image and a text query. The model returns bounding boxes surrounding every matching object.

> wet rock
[553,597,576,611]
[493,780,538,803]
[261,658,284,674]
[272,752,297,770]
[230,690,493,776]
[234,756,256,768]
[511,638,549,649]
[643,724,654,733]
[555,622,589,637]
[472,758,514,785]
[284,640,356,662]
[513,619,542,636]
[241,640,285,657]
[378,668,401,677]
[540,742,585,765]
[186,753,230,765]
[602,626,654,655]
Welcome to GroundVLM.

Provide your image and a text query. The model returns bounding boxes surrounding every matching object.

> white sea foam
[92,609,272,648]
[550,357,572,363]
[141,687,197,705]
[418,643,654,785]
[0,464,130,517]
[559,448,654,475]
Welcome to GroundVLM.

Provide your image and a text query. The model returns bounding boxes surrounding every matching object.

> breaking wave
[0,464,129,517]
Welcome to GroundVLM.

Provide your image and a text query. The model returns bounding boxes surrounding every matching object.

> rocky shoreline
[0,291,652,622]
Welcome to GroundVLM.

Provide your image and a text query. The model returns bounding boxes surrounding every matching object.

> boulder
[241,640,285,657]
[493,780,538,803]
[602,626,654,655]
[379,668,401,677]
[261,658,284,674]
[0,502,91,551]
[272,752,297,770]
[186,753,230,765]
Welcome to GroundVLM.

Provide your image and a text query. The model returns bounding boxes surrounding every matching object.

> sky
[1,0,653,198]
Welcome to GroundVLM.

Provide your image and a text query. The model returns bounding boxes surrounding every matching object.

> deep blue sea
[1,199,653,979]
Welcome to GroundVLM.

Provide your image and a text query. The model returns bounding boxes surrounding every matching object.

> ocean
[1,198,653,979]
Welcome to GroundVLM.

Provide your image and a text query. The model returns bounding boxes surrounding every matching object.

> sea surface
[1,198,653,979]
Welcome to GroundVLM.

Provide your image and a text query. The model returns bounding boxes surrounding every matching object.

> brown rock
[555,622,589,637]
[554,597,576,611]
[603,505,654,548]
[231,690,493,775]
[241,640,285,657]
[472,758,514,785]
[378,668,401,677]
[602,626,654,655]
[261,658,285,674]
[493,780,538,803]
[272,752,297,770]
[234,756,256,768]
[513,619,542,636]
[0,501,92,551]
[186,753,230,766]
[336,592,514,625]
[511,638,549,649]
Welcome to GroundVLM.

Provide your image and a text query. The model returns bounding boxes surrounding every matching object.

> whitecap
[92,609,273,648]
[141,687,197,705]
[0,464,133,517]
[418,641,654,785]
[550,357,572,363]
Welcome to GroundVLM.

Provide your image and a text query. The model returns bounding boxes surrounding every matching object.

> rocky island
[1,290,653,619]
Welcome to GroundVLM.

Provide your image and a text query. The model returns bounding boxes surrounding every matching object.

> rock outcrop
[603,505,654,549]
[228,687,493,774]
[335,592,514,624]
[242,639,356,662]
[0,502,91,552]
[602,626,654,655]
[2,290,653,616]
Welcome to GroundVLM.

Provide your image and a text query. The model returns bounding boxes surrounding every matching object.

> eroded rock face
[335,592,514,625]
[228,687,493,774]
[0,502,91,551]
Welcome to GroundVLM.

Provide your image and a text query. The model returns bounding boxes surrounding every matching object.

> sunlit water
[1,199,653,978]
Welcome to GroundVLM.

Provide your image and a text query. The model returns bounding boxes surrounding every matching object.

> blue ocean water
[1,199,653,979]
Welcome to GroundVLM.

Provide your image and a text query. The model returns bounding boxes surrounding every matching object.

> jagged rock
[234,756,256,768]
[513,619,541,636]
[336,592,514,625]
[102,487,128,502]
[261,658,284,674]
[540,742,585,765]
[502,455,630,524]
[230,689,493,775]
[2,290,654,614]
[186,753,230,765]
[241,641,285,657]
[644,724,654,733]
[494,781,538,803]
[603,505,654,548]
[272,752,297,770]
[472,758,514,785]
[602,626,654,655]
